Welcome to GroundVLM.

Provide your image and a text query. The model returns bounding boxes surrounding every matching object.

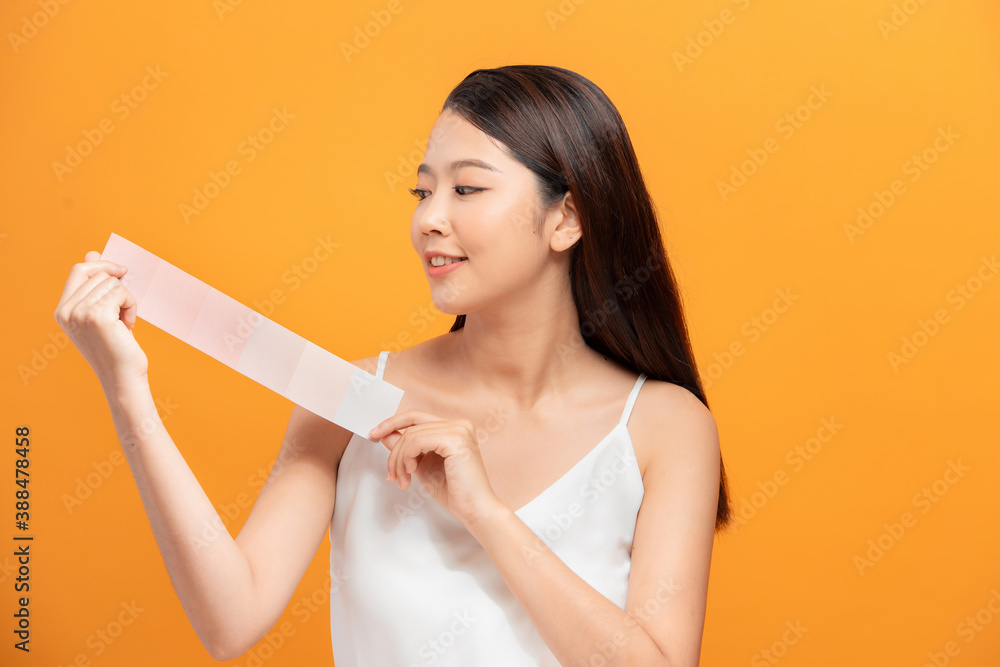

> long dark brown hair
[441,65,732,531]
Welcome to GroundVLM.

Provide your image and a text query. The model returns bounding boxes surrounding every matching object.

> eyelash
[408,186,484,201]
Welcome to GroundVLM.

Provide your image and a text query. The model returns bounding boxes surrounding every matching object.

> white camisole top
[329,350,648,665]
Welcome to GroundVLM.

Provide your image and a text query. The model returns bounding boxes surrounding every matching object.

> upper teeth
[430,256,466,267]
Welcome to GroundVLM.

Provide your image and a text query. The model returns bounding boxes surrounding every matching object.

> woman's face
[409,108,570,315]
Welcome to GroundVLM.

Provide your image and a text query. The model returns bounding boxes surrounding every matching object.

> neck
[449,274,598,411]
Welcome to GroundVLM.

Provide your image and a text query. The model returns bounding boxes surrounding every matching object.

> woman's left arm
[370,382,722,667]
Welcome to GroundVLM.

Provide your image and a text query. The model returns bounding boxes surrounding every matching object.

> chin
[428,279,472,313]
[430,295,465,315]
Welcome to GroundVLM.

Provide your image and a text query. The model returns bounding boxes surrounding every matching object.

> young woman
[55,65,732,666]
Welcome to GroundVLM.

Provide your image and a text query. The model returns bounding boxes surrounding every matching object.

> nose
[416,190,452,237]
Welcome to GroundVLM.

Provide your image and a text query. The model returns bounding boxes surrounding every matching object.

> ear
[549,191,582,253]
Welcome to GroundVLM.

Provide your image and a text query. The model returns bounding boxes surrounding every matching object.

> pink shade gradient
[335,368,405,441]
[141,261,212,340]
[187,290,258,369]
[100,233,160,304]
[99,233,404,436]
[235,317,307,395]
[285,342,353,421]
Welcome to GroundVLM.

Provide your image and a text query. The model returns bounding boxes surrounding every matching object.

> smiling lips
[427,255,467,277]
[429,256,467,267]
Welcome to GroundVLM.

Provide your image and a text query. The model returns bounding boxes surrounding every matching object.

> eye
[408,188,429,201]
[454,186,484,196]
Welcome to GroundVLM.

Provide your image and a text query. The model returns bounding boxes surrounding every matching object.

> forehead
[422,108,511,166]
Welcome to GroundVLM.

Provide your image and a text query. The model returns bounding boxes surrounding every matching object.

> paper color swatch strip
[100,233,403,440]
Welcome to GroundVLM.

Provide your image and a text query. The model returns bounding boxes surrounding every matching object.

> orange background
[2,1,999,665]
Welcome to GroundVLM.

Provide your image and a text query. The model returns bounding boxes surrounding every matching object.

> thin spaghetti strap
[619,373,648,426]
[375,350,389,380]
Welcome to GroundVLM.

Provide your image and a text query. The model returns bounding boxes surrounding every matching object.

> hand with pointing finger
[369,409,508,528]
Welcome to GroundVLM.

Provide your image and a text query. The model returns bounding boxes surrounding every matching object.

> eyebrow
[417,159,502,176]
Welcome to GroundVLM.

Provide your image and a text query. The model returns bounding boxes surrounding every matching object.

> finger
[387,428,414,484]
[385,423,433,481]
[77,276,127,321]
[378,431,402,456]
[87,276,138,330]
[370,409,442,440]
[391,427,453,489]
[60,270,117,319]
[62,274,129,333]
[394,439,417,489]
[57,271,112,328]
[109,277,138,329]
[57,257,128,308]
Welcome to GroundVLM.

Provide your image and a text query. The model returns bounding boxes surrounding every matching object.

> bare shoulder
[355,335,451,384]
[629,379,721,479]
[623,380,720,665]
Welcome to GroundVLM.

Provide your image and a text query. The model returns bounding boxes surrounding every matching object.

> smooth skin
[55,108,720,665]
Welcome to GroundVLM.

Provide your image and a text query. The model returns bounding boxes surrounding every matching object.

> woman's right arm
[55,253,359,660]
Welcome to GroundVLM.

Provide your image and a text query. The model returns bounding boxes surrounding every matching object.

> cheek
[410,213,425,258]
[473,209,547,276]
[496,192,544,238]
